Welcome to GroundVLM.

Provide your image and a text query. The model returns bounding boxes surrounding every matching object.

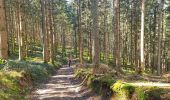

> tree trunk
[140,0,145,73]
[0,0,8,59]
[78,0,83,64]
[113,0,121,70]
[91,0,100,73]
[41,0,48,63]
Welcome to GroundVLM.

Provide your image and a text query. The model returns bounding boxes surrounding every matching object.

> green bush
[90,75,115,97]
[75,67,115,97]
[0,59,7,69]
[135,87,146,100]
[144,87,163,100]
[75,68,92,79]
[111,81,135,100]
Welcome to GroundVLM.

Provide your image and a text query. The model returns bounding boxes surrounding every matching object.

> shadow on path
[28,66,100,100]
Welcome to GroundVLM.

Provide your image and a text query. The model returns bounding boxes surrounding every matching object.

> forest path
[28,65,100,100]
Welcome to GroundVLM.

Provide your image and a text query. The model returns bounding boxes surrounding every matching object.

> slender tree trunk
[114,0,121,71]
[49,0,54,64]
[140,0,145,73]
[78,0,83,64]
[91,0,100,73]
[18,0,26,60]
[157,0,163,75]
[104,1,108,64]
[41,0,48,63]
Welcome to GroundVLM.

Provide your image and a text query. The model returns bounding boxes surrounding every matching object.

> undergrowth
[0,58,64,99]
[75,67,166,100]
[0,71,30,99]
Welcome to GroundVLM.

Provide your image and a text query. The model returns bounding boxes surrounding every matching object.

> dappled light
[30,66,96,100]
[0,0,170,99]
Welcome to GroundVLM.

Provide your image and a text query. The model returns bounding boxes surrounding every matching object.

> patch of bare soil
[27,66,100,100]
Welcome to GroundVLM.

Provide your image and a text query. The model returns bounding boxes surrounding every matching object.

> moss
[90,75,115,97]
[135,87,146,100]
[145,87,163,100]
[0,71,27,99]
[75,67,115,97]
[134,86,164,100]
[111,81,135,100]
[75,68,166,100]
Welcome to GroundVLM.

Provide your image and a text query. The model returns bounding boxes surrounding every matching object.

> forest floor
[27,65,100,100]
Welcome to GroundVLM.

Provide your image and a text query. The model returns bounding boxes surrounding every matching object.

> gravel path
[29,66,100,100]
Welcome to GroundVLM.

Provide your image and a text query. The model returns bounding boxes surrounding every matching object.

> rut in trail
[29,66,100,100]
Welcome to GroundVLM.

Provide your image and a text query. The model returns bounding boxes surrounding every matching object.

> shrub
[75,67,116,98]
[111,81,135,100]
[75,68,92,79]
[145,87,163,100]
[134,87,146,100]
[90,75,115,97]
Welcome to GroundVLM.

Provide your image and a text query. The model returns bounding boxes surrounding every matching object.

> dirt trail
[28,66,99,100]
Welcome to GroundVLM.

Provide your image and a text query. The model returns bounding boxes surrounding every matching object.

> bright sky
[66,0,72,3]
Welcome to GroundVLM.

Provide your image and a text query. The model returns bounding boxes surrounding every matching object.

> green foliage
[111,81,135,100]
[0,60,56,99]
[54,61,62,68]
[111,81,135,93]
[90,75,115,97]
[135,87,146,100]
[75,68,94,86]
[0,59,6,69]
[134,86,163,100]
[0,71,28,99]
[83,50,91,63]
[97,75,116,86]
[75,68,92,79]
[4,60,55,83]
[75,72,165,100]
[145,87,163,100]
[56,52,68,65]
[0,59,5,65]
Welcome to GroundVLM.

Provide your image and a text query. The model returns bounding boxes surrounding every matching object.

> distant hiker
[68,55,72,67]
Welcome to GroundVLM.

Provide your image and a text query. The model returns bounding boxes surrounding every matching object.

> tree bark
[140,0,145,73]
[91,0,100,73]
[0,0,8,59]
[113,0,121,70]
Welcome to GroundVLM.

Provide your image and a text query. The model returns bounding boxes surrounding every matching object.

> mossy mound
[0,71,31,99]
[111,81,165,100]
[111,81,135,100]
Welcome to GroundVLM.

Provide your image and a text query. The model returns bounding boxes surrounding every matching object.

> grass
[75,67,115,97]
[0,70,30,99]
[0,56,66,99]
[0,45,71,99]
[111,81,165,100]
[75,66,169,100]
